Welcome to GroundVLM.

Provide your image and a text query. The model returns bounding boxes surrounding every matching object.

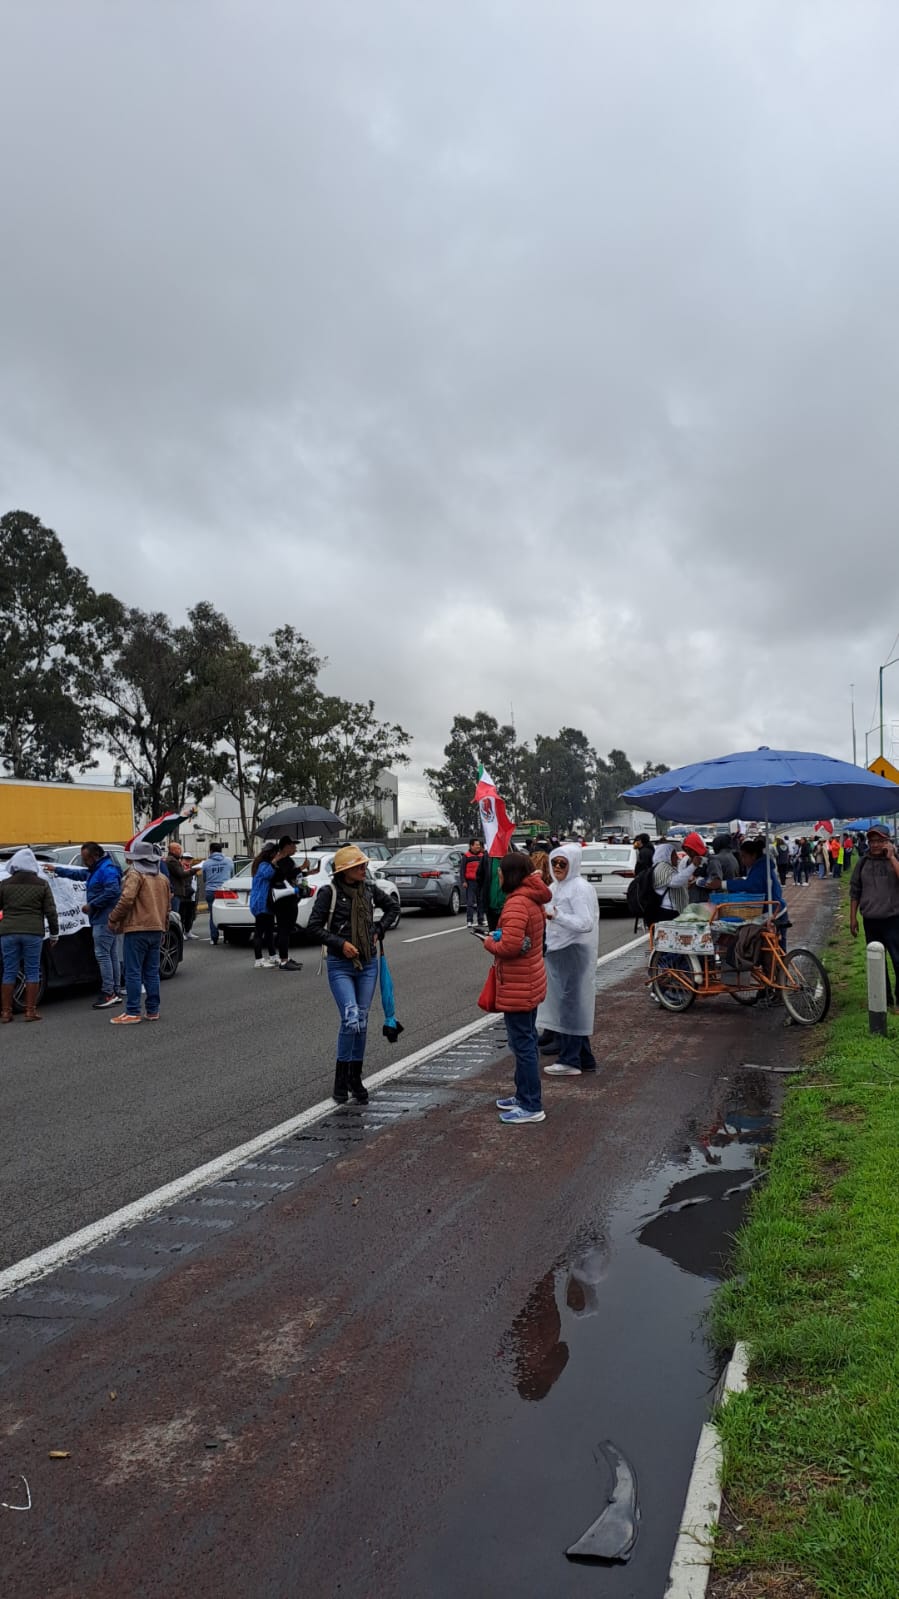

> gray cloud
[3,1,899,817]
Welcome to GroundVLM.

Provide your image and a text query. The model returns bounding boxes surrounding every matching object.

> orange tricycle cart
[647,899,831,1026]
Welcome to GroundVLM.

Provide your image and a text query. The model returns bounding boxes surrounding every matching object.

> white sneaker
[544,1063,583,1076]
[254,958,265,968]
[261,957,278,968]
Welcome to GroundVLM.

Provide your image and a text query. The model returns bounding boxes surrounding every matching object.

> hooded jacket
[486,874,552,1012]
[545,844,598,952]
[0,858,59,939]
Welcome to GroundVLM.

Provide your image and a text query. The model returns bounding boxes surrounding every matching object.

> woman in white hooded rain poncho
[538,844,599,1075]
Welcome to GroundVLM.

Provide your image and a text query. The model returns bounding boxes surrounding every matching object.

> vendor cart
[647,899,831,1025]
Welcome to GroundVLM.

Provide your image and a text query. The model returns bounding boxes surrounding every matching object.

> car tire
[447,887,461,916]
[222,928,252,946]
[159,925,183,980]
[12,963,47,1013]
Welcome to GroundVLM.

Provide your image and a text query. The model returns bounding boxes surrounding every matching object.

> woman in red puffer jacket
[479,852,552,1125]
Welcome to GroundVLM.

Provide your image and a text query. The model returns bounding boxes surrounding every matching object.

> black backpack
[626,866,662,928]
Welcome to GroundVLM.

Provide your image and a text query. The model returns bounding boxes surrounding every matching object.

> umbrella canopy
[258,805,343,842]
[621,747,899,825]
[841,817,886,833]
[127,805,197,848]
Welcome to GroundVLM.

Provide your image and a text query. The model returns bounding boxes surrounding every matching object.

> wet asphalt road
[0,906,640,1270]
[0,882,839,1599]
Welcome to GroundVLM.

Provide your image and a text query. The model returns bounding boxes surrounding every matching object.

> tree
[0,510,122,779]
[425,712,520,835]
[200,620,321,850]
[205,619,411,848]
[519,727,598,833]
[96,609,223,817]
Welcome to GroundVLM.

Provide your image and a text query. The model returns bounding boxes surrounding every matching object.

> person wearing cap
[0,849,59,1022]
[200,843,232,944]
[656,832,707,916]
[107,843,172,1024]
[849,826,899,1009]
[307,845,401,1104]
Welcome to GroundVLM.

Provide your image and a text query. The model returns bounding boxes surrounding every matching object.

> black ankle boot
[332,1061,349,1104]
[348,1063,369,1105]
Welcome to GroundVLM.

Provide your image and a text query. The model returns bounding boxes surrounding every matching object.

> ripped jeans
[326,953,380,1063]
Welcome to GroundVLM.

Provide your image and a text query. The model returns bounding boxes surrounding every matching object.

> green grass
[710,903,899,1599]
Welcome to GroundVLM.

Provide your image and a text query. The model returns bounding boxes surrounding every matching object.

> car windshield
[390,848,448,866]
[582,847,632,864]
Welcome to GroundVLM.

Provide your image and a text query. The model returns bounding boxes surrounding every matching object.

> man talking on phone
[849,825,899,1010]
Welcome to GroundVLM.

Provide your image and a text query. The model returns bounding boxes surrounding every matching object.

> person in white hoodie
[537,843,600,1077]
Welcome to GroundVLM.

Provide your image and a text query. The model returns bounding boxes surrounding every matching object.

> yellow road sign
[868,756,899,784]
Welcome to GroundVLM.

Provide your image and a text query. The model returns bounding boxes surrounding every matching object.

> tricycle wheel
[649,952,696,1012]
[782,948,831,1026]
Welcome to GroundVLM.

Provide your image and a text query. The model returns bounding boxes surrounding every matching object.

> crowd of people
[5,816,895,1106]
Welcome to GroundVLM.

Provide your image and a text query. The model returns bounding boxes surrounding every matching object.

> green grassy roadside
[710,894,899,1599]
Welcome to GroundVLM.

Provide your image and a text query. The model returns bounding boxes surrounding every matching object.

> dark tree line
[425,712,668,836]
[0,511,410,840]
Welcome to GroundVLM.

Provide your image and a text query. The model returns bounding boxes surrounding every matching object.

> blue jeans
[327,954,379,1062]
[93,923,121,995]
[504,1008,542,1113]
[1,934,43,983]
[208,900,219,942]
[123,931,162,1016]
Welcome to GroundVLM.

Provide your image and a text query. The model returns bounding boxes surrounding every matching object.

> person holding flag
[472,764,515,932]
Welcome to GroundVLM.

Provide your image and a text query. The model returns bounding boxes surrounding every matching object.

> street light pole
[851,682,857,764]
[878,657,899,760]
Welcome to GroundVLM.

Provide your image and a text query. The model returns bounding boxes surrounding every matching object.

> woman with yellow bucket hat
[308,845,402,1103]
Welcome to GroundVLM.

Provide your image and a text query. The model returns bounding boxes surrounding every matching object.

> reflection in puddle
[508,1269,569,1402]
[637,1080,775,1282]
[565,1440,640,1564]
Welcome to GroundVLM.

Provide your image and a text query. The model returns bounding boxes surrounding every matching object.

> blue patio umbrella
[379,950,404,1043]
[621,748,899,825]
[841,818,885,833]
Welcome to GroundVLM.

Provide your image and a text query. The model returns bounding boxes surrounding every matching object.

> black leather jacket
[307,878,401,956]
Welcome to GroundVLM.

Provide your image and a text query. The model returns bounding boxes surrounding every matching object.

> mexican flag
[473,764,515,857]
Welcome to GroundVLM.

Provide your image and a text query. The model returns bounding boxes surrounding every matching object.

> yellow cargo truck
[0,779,135,847]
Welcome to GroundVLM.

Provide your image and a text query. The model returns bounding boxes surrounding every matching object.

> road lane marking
[402,925,471,943]
[0,933,648,1301]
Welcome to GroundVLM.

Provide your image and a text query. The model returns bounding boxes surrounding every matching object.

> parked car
[579,843,637,905]
[49,842,127,872]
[211,852,402,944]
[378,845,465,914]
[346,840,394,862]
[0,848,184,1011]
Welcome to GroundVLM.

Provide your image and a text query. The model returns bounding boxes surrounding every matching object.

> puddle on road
[405,1069,774,1599]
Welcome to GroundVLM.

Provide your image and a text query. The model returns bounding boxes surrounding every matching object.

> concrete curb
[665,1342,749,1597]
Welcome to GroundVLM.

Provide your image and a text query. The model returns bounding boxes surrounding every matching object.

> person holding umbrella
[308,845,401,1105]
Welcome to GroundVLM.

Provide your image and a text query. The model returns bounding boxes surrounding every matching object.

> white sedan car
[579,843,637,905]
[211,853,400,945]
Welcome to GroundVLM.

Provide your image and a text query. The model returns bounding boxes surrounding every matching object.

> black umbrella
[258,805,343,845]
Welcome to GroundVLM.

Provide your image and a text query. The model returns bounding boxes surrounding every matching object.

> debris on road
[565,1440,639,1563]
[1,1475,31,1511]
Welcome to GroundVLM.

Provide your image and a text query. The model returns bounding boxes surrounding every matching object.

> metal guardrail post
[867,940,888,1035]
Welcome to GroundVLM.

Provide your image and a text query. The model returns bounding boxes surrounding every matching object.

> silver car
[378,845,465,914]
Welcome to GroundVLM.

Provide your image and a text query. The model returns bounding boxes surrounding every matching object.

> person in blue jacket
[249,844,278,968]
[200,843,233,944]
[49,842,123,1008]
[705,835,789,949]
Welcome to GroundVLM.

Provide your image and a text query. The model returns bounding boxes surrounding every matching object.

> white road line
[402,925,471,943]
[665,1343,749,1597]
[0,933,648,1301]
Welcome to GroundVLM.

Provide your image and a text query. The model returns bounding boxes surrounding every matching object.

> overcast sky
[3,1,899,817]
